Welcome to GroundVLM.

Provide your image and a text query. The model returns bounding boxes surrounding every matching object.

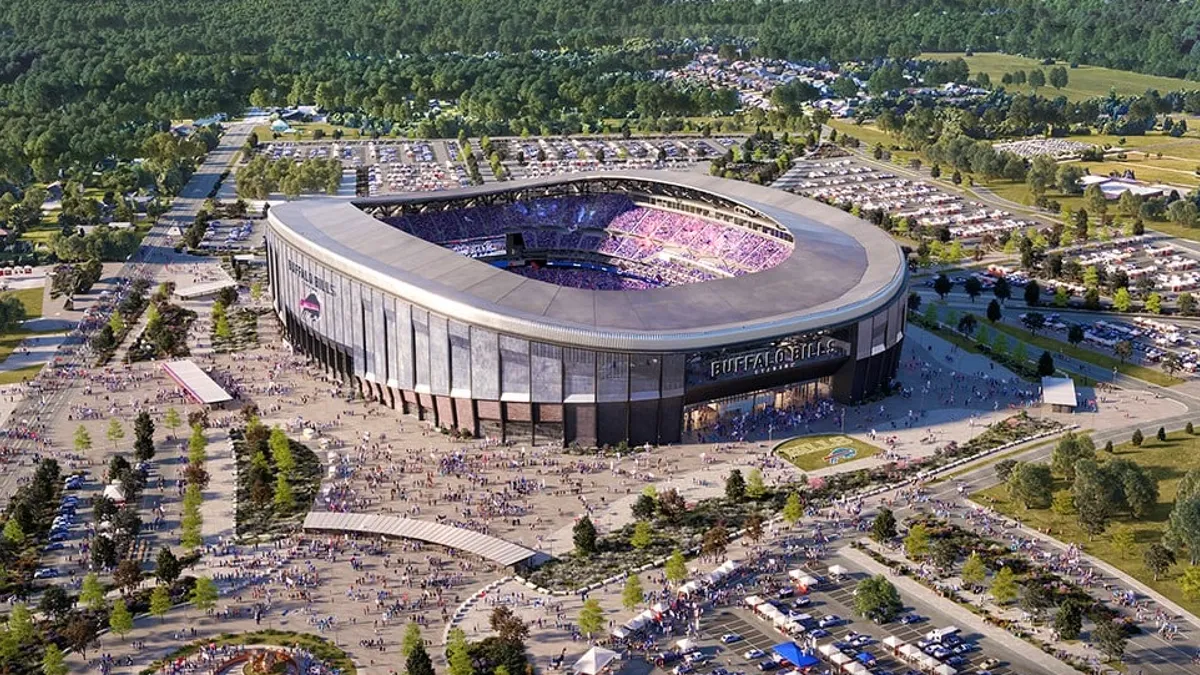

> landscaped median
[138,629,356,674]
[986,319,1184,387]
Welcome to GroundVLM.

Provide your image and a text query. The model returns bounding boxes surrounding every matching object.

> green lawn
[973,429,1200,617]
[4,286,43,320]
[920,52,1200,102]
[986,320,1185,386]
[0,364,45,385]
[774,434,881,471]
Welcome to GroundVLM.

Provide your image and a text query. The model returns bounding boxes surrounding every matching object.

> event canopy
[744,595,764,608]
[827,564,848,576]
[921,655,941,670]
[934,665,957,675]
[676,639,697,652]
[898,644,921,661]
[829,653,851,666]
[611,627,628,639]
[843,664,869,675]
[678,581,700,595]
[652,602,668,613]
[573,647,619,675]
[771,643,817,669]
[882,636,903,650]
[817,644,840,658]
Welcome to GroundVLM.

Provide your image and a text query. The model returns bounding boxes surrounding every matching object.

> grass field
[920,52,1200,102]
[774,434,881,471]
[986,320,1184,386]
[973,429,1200,617]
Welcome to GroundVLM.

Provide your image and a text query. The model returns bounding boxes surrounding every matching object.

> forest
[2,0,1200,184]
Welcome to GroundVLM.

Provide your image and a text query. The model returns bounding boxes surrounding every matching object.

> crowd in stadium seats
[381,195,793,288]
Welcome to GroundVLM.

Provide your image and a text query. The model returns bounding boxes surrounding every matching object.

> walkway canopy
[162,360,232,405]
[174,279,237,300]
[302,512,539,566]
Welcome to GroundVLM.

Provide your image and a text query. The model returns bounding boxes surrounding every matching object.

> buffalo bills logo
[299,293,321,321]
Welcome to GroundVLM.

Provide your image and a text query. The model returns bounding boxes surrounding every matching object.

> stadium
[265,172,908,446]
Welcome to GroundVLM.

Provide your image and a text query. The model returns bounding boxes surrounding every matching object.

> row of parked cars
[34,474,85,578]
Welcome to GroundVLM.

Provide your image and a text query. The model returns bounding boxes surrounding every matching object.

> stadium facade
[266,172,907,446]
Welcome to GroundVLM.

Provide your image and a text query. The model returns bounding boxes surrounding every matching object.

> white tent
[637,609,656,623]
[611,627,629,638]
[829,653,851,666]
[788,569,804,580]
[797,575,819,588]
[652,602,668,613]
[676,638,697,652]
[921,655,941,671]
[843,664,869,675]
[772,614,791,627]
[718,560,739,574]
[882,636,903,651]
[828,564,849,576]
[103,480,126,503]
[818,644,841,658]
[934,665,957,675]
[625,615,646,630]
[678,581,700,595]
[573,647,620,675]
[744,595,764,608]
[898,644,922,661]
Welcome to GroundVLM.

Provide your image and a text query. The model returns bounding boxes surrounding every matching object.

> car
[756,661,779,671]
[952,642,977,654]
[899,614,925,625]
[932,648,951,660]
[850,636,873,648]
[673,664,695,675]
[686,654,712,665]
[792,597,812,608]
[833,642,851,652]
[721,633,743,644]
[941,635,961,647]
[48,531,68,542]
[776,587,794,598]
[743,649,765,661]
[922,645,938,656]
[33,568,59,579]
[818,615,841,628]
[712,668,729,675]
[43,542,64,552]
[980,658,1000,669]
[946,656,966,668]
[808,629,829,639]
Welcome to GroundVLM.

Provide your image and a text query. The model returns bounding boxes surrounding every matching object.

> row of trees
[235,156,343,200]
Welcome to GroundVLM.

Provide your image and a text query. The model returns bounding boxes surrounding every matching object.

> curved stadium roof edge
[267,171,906,352]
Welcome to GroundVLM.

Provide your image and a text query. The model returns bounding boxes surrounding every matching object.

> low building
[1041,376,1077,413]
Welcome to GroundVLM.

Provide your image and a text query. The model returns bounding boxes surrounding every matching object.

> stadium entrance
[683,378,831,437]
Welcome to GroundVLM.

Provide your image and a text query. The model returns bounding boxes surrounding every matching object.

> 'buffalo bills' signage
[708,336,847,379]
[287,260,337,296]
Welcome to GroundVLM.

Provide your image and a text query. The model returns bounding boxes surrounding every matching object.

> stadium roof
[302,511,538,566]
[268,172,906,351]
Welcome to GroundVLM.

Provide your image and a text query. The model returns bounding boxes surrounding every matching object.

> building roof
[268,172,906,352]
[302,511,538,566]
[162,360,233,405]
[1041,376,1078,407]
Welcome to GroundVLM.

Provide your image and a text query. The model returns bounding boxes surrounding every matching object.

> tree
[273,472,295,513]
[622,574,644,611]
[114,558,143,593]
[2,517,24,546]
[164,407,182,438]
[573,515,597,556]
[1007,462,1053,509]
[1113,287,1132,312]
[628,520,653,550]
[1181,292,1197,317]
[665,549,688,583]
[993,277,1011,304]
[933,274,952,300]
[631,494,656,520]
[1145,543,1176,580]
[1024,279,1040,306]
[188,424,208,464]
[1054,599,1083,640]
[725,468,746,502]
[38,587,72,621]
[109,598,134,639]
[42,643,68,675]
[931,538,959,570]
[406,642,435,675]
[986,299,1002,323]
[702,523,729,558]
[1147,292,1163,315]
[149,583,173,622]
[1052,490,1075,515]
[447,628,473,675]
[1093,618,1127,662]
[745,513,764,546]
[871,507,897,542]
[782,491,803,526]
[956,314,977,337]
[74,425,93,453]
[990,566,1019,605]
[1037,350,1055,376]
[1111,526,1137,559]
[105,418,124,449]
[80,572,106,611]
[578,598,604,637]
[1073,459,1115,537]
[269,427,295,475]
[903,523,930,559]
[1131,428,1144,446]
[190,576,218,612]
[1051,432,1096,481]
[963,276,982,302]
[961,552,987,588]
[853,574,902,622]
[401,622,424,659]
[995,459,1018,482]
[156,547,182,584]
[134,410,156,461]
[1021,311,1046,334]
[745,468,767,498]
[490,605,529,644]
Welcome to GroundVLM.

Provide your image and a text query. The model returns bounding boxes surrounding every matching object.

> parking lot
[662,565,1015,675]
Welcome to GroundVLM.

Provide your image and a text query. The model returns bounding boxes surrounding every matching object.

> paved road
[0,122,254,512]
